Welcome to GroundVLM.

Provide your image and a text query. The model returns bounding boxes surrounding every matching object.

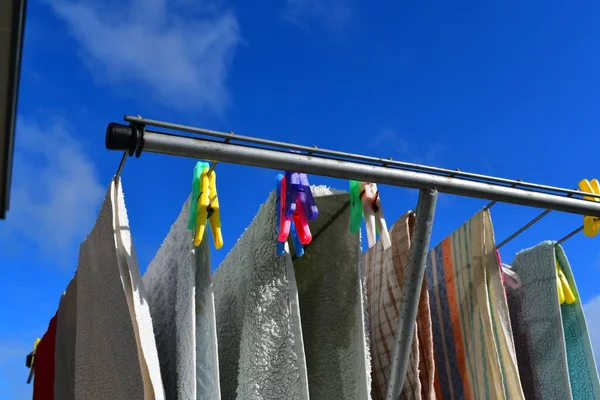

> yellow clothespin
[578,179,600,237]
[26,338,41,383]
[194,167,223,249]
[555,258,576,305]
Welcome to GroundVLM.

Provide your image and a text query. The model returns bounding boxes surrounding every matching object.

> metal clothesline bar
[105,121,600,217]
[121,115,600,200]
[557,225,584,245]
[496,192,576,249]
[386,188,437,400]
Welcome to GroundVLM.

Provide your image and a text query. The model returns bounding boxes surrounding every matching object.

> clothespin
[284,171,319,220]
[279,173,312,245]
[190,164,223,249]
[349,180,363,233]
[578,179,600,237]
[276,174,304,257]
[351,181,391,250]
[501,264,522,290]
[556,258,576,304]
[188,161,209,230]
[25,338,41,384]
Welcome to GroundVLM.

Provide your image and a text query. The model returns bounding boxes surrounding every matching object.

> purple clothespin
[284,171,300,219]
[284,171,319,221]
[297,173,318,220]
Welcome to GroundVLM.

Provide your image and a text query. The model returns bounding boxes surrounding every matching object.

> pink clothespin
[279,175,312,245]
[359,182,391,250]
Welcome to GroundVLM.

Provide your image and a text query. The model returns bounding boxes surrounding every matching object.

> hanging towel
[54,277,77,400]
[426,209,524,400]
[143,196,221,399]
[506,241,571,400]
[556,244,600,399]
[213,190,310,400]
[33,314,57,400]
[293,187,372,400]
[364,211,436,400]
[74,178,164,400]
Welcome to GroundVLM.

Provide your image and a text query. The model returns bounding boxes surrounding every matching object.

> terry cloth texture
[74,178,164,400]
[33,314,57,400]
[294,187,372,400]
[556,244,600,400]
[365,211,436,400]
[507,241,571,400]
[213,190,310,400]
[54,277,77,400]
[143,196,221,400]
[426,209,524,400]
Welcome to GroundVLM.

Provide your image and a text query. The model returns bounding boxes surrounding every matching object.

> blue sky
[2,0,600,397]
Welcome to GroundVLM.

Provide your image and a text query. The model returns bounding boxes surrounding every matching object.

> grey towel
[54,277,77,400]
[214,190,310,400]
[74,178,165,400]
[293,188,372,400]
[506,241,571,400]
[143,196,221,399]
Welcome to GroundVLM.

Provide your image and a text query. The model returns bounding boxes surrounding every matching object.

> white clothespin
[501,263,522,290]
[359,182,391,250]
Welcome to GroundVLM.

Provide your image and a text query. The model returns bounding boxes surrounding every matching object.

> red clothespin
[279,173,314,245]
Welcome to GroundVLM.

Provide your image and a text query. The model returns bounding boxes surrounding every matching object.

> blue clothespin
[284,171,318,220]
[276,174,304,257]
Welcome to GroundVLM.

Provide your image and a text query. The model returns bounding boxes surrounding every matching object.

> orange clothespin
[578,179,600,237]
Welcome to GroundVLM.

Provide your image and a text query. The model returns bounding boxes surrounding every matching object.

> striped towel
[365,211,436,400]
[426,209,524,400]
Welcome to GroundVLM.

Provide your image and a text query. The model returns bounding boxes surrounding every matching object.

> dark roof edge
[1,0,27,219]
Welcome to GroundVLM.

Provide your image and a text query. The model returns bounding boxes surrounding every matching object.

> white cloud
[584,295,600,369]
[0,116,104,261]
[368,128,447,167]
[48,0,240,113]
[283,0,354,32]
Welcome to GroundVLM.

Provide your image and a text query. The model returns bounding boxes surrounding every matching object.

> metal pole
[496,209,552,249]
[122,116,598,200]
[137,131,600,217]
[385,188,438,400]
[556,226,584,245]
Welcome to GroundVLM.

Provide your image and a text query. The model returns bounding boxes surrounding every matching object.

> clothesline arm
[105,117,600,217]
[385,188,438,400]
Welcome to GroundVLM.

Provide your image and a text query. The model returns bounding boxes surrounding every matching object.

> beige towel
[74,178,164,400]
[365,211,436,400]
[54,277,77,399]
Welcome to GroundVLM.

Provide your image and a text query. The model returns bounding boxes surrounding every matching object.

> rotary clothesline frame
[105,115,600,400]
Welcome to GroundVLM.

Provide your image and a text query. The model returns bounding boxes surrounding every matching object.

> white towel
[293,188,372,400]
[74,178,164,400]
[213,190,310,400]
[143,196,221,399]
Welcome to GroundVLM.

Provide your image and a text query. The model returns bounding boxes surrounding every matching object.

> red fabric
[33,314,57,400]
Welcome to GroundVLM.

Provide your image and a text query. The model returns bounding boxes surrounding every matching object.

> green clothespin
[349,180,363,233]
[188,161,209,230]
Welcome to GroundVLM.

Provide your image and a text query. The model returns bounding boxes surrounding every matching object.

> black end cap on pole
[105,122,145,157]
